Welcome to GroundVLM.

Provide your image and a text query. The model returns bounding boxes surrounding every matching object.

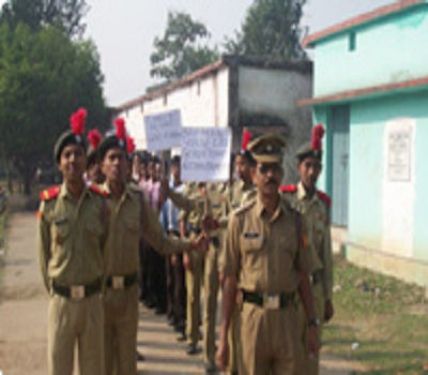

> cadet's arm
[167,189,196,212]
[139,194,194,254]
[37,202,51,292]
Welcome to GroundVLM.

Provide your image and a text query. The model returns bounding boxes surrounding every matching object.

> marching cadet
[99,118,206,375]
[37,108,108,375]
[216,133,320,375]
[281,124,334,374]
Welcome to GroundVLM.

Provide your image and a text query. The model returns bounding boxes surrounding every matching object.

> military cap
[98,117,128,160]
[86,128,102,167]
[247,133,286,163]
[296,124,325,161]
[54,108,88,163]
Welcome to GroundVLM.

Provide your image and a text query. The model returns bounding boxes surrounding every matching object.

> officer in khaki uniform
[281,124,334,375]
[219,139,256,375]
[37,108,108,375]
[216,133,320,375]
[99,118,205,375]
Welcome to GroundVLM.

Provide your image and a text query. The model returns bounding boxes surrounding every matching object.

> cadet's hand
[183,252,192,271]
[307,325,320,358]
[215,338,229,371]
[324,300,334,322]
[190,233,209,253]
[202,215,219,232]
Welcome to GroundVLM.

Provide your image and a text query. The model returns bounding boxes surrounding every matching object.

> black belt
[106,272,138,290]
[242,290,296,309]
[52,278,101,300]
[188,225,201,235]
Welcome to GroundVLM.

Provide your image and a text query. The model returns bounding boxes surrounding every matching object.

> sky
[81,0,391,107]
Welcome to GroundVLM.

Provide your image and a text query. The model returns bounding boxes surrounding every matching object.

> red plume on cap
[241,129,252,151]
[87,129,102,150]
[114,117,126,140]
[70,107,87,136]
[311,124,325,151]
[126,135,136,154]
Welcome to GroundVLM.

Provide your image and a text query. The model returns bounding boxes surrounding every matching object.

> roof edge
[116,55,312,112]
[297,75,428,106]
[303,0,425,48]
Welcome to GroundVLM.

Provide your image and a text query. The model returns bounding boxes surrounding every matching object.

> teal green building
[302,0,428,288]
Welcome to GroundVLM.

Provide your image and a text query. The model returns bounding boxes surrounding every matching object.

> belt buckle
[70,285,85,300]
[264,294,280,309]
[112,276,125,290]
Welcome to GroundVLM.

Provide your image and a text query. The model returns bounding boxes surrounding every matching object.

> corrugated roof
[303,0,426,48]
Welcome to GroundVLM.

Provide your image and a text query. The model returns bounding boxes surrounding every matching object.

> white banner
[144,110,182,151]
[181,127,231,182]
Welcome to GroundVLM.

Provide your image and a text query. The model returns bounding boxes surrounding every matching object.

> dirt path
[0,212,356,375]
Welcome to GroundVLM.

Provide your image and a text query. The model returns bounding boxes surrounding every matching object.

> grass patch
[323,256,428,374]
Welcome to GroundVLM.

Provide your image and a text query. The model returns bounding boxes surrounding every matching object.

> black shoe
[186,343,200,355]
[136,351,145,362]
[204,361,217,374]
[155,307,166,315]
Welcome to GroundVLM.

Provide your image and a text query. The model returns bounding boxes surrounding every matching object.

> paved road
[0,212,354,375]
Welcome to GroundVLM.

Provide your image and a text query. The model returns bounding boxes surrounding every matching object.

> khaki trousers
[239,302,303,375]
[227,307,241,374]
[47,293,104,375]
[104,283,139,375]
[186,251,203,346]
[203,240,219,364]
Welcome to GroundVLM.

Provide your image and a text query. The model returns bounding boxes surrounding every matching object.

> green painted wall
[313,5,428,97]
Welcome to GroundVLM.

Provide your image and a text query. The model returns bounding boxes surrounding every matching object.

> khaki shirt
[104,183,192,277]
[283,182,333,300]
[225,179,254,212]
[222,195,314,294]
[37,184,107,290]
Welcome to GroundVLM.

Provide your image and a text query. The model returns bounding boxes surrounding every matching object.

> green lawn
[323,256,428,374]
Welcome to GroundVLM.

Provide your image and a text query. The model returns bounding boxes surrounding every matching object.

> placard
[144,110,182,151]
[181,127,231,182]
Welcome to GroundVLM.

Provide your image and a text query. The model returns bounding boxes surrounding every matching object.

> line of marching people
[38,106,334,375]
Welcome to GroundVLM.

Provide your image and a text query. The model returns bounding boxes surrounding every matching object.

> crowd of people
[37,107,334,375]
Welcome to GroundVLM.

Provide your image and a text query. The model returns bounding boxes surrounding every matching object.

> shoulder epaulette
[89,184,109,197]
[235,199,256,216]
[39,186,60,201]
[317,190,331,207]
[280,184,297,194]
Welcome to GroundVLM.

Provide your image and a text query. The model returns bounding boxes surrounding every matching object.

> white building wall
[119,67,229,150]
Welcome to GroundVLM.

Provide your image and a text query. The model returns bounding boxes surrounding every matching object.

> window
[349,31,357,52]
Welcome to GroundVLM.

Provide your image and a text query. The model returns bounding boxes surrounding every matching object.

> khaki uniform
[177,184,205,348]
[222,195,314,375]
[202,183,228,366]
[220,179,254,374]
[283,182,333,375]
[103,183,192,375]
[37,184,107,375]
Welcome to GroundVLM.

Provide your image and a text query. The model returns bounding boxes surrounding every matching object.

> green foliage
[0,0,88,38]
[0,23,107,194]
[150,11,219,80]
[225,0,307,60]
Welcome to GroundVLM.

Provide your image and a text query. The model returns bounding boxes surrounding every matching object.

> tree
[224,0,307,60]
[150,11,219,81]
[0,23,107,194]
[0,0,88,38]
